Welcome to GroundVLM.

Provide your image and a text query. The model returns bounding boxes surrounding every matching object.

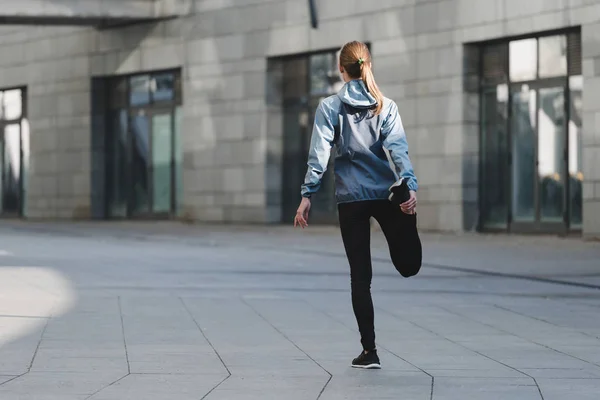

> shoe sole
[351,363,381,369]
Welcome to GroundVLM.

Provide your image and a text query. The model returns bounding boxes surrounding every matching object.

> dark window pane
[283,58,307,100]
[569,75,583,228]
[152,73,175,103]
[481,85,508,228]
[482,43,507,84]
[539,35,567,78]
[109,78,127,109]
[568,32,582,76]
[281,100,309,221]
[464,45,480,92]
[107,110,128,217]
[511,86,537,222]
[267,59,284,105]
[130,75,151,106]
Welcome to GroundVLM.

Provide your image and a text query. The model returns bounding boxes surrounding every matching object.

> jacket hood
[337,79,377,109]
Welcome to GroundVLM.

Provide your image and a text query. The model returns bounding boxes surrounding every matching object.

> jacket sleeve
[381,100,418,192]
[300,100,336,198]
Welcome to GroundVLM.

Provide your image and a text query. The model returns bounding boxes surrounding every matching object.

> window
[0,87,27,217]
[475,30,582,233]
[102,70,183,218]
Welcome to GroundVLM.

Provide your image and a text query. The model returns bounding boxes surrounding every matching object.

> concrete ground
[0,221,599,399]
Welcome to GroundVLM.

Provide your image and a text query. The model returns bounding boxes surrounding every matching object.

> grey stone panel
[0,0,185,22]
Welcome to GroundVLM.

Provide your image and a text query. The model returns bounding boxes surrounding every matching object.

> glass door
[510,85,537,225]
[150,112,174,215]
[510,82,568,233]
[480,85,509,229]
[127,109,175,218]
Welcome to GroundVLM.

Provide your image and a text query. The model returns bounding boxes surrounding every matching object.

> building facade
[0,0,599,238]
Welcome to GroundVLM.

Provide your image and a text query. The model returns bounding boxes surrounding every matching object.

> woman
[294,41,422,369]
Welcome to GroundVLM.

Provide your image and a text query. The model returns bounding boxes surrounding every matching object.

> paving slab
[432,377,541,400]
[537,378,600,400]
[1,222,600,399]
[0,372,125,399]
[88,373,229,400]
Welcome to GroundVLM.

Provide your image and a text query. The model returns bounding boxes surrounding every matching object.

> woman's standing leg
[373,200,422,278]
[338,201,376,351]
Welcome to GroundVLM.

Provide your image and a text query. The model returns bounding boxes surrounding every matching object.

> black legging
[338,200,422,351]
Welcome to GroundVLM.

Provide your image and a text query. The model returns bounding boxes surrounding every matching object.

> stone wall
[0,0,599,236]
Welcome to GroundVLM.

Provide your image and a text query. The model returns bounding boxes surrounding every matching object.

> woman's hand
[400,191,417,214]
[294,197,312,228]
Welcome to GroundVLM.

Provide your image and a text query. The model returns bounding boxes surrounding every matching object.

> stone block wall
[0,0,599,237]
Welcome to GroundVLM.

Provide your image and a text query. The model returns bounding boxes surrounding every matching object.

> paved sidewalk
[0,221,599,399]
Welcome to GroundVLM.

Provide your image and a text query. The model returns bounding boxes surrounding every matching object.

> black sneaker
[351,350,381,369]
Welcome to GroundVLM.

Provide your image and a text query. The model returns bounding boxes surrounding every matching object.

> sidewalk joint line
[179,297,232,400]
[491,305,600,369]
[117,297,131,375]
[85,373,130,399]
[377,305,544,400]
[0,374,26,387]
[301,297,434,400]
[28,311,51,372]
[1,311,54,389]
[240,297,333,400]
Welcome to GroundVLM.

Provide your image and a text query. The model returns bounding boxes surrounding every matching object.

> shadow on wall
[156,6,278,223]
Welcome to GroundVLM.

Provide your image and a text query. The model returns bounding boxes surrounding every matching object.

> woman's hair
[339,41,384,115]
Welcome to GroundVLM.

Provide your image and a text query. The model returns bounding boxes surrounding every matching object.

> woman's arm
[300,100,336,198]
[381,101,418,192]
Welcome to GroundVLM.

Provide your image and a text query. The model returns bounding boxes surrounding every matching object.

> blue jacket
[301,79,418,203]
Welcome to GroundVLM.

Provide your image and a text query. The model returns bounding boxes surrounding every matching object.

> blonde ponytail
[339,41,384,115]
[361,63,384,115]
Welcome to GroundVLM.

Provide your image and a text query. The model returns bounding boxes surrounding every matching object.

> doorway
[128,109,177,217]
[104,71,183,219]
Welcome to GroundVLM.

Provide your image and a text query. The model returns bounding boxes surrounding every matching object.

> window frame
[475,28,582,233]
[100,69,182,219]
